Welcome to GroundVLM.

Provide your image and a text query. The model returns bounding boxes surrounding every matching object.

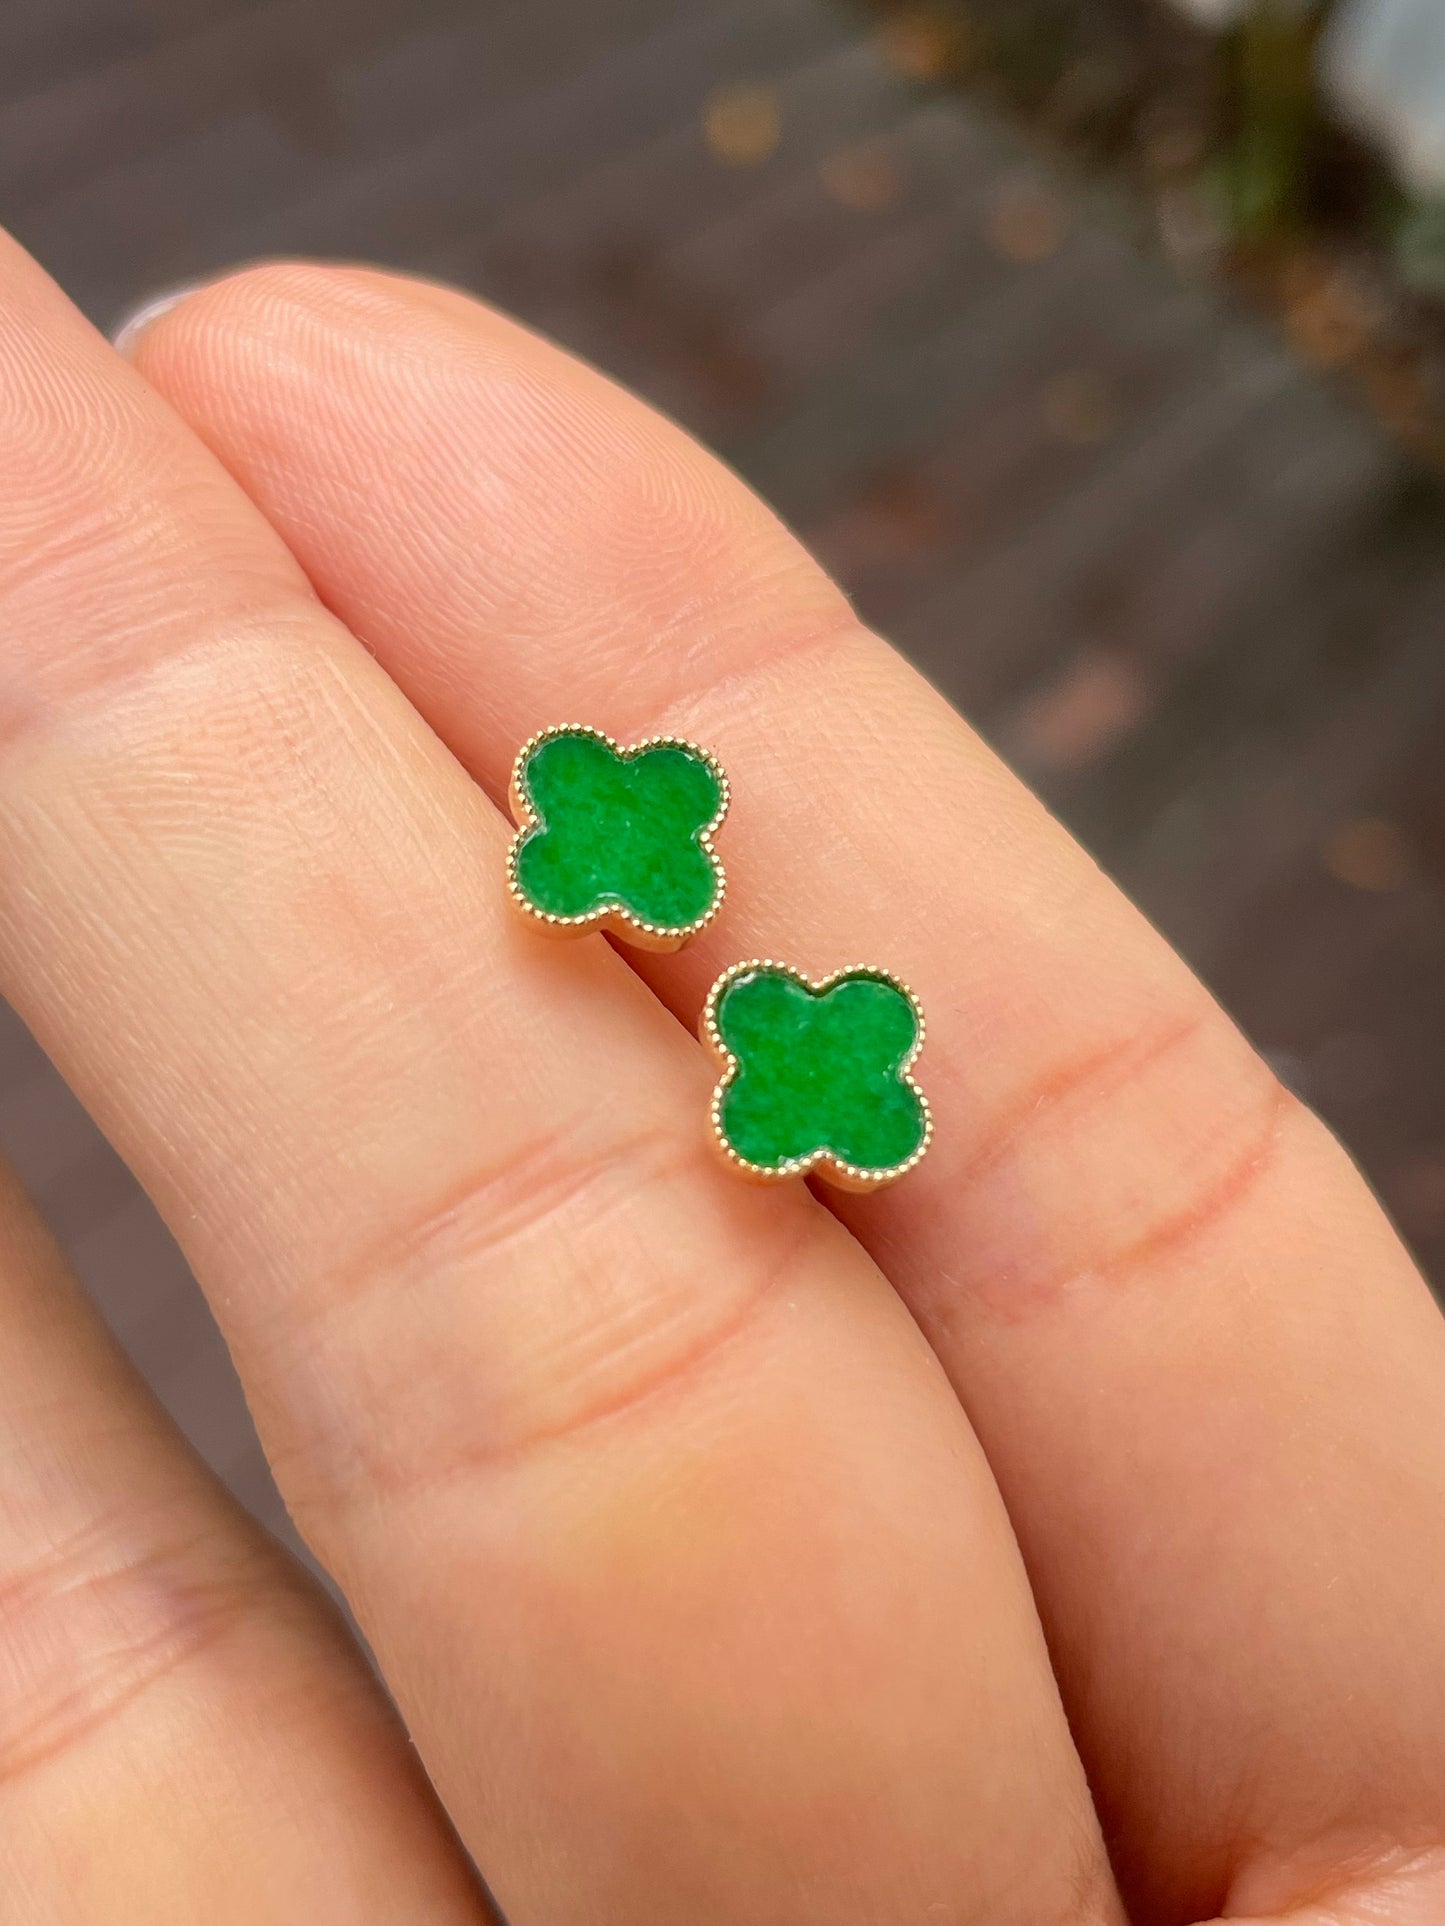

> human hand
[0,234,1442,1923]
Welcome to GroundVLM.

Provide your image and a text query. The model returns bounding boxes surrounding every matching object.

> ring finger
[0,1161,486,1923]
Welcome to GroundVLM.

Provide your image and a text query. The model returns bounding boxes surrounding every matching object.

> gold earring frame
[699,958,933,1192]
[506,723,730,954]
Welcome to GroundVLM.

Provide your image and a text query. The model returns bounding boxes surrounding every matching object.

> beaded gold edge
[699,958,933,1193]
[506,723,730,954]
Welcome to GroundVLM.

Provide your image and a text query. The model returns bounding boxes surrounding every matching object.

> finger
[0,232,1121,1923]
[132,262,1445,1920]
[0,1161,486,1923]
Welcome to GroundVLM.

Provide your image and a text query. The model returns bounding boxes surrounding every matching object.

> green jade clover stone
[702,961,932,1191]
[508,725,729,950]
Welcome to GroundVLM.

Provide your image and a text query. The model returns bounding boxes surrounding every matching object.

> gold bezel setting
[700,958,933,1192]
[506,724,730,953]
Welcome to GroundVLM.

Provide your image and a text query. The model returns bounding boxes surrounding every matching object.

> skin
[0,233,1437,1923]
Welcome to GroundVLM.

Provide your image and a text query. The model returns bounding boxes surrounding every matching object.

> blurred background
[2,0,1445,1542]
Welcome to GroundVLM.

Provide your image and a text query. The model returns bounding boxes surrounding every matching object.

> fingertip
[112,279,214,358]
[115,259,398,367]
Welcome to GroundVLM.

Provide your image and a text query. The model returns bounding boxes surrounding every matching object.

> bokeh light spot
[988,177,1068,263]
[704,83,782,167]
[1324,817,1413,893]
[876,12,961,82]
[1013,649,1149,772]
[1042,369,1118,445]
[819,141,903,211]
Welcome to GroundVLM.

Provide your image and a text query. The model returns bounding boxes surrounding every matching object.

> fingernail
[111,280,208,357]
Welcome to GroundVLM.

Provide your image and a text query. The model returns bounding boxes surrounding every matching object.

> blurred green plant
[1395,199,1445,300]
[859,0,1445,464]
[866,0,1341,240]
[1220,3,1329,244]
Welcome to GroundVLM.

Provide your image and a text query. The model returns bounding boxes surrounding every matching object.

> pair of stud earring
[506,724,931,1192]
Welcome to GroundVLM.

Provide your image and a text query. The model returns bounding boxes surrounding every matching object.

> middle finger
[0,233,1118,1922]
[130,261,1445,1918]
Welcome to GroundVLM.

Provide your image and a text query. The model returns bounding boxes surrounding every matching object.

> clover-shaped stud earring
[507,725,729,951]
[701,960,932,1190]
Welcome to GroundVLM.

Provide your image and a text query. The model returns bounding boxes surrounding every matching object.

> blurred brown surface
[3,0,1445,1538]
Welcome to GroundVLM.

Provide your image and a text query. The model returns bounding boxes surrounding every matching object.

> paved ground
[4,0,1445,1540]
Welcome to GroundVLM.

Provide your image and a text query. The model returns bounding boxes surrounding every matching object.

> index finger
[132,261,1445,1923]
[0,232,1120,1924]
